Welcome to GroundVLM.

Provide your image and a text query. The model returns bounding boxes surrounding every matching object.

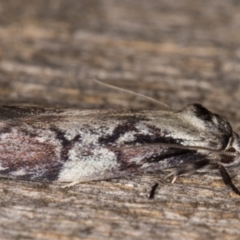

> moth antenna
[93,78,172,110]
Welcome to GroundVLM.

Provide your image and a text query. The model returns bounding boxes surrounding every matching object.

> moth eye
[226,147,236,154]
[220,155,235,164]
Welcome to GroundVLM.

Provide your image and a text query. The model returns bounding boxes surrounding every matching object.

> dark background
[0,1,240,239]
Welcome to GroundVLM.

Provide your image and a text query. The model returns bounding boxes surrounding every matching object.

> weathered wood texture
[0,1,240,239]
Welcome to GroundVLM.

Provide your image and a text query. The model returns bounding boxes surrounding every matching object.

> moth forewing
[0,103,239,195]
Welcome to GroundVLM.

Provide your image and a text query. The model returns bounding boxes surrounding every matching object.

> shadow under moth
[0,80,239,198]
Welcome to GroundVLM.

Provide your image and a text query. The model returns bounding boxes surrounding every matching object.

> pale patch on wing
[135,123,153,135]
[0,164,7,171]
[116,131,136,145]
[11,169,27,176]
[58,147,118,182]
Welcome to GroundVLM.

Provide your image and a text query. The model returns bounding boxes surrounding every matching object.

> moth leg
[62,181,81,188]
[165,173,178,184]
[166,159,210,183]
[219,165,240,196]
[171,176,178,184]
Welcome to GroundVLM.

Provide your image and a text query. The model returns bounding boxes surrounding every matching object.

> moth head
[180,103,232,134]
[220,132,240,166]
[180,104,240,166]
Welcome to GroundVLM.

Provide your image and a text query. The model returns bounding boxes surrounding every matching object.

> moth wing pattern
[0,104,239,196]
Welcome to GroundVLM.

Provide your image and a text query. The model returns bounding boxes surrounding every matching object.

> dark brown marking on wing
[98,121,138,145]
[115,148,198,172]
[50,127,81,161]
[0,133,62,181]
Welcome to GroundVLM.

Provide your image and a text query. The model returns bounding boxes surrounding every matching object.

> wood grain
[0,0,240,239]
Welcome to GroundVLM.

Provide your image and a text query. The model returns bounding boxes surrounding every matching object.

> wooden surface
[1,1,240,239]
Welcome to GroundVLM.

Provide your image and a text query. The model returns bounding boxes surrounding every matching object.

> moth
[0,80,239,197]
